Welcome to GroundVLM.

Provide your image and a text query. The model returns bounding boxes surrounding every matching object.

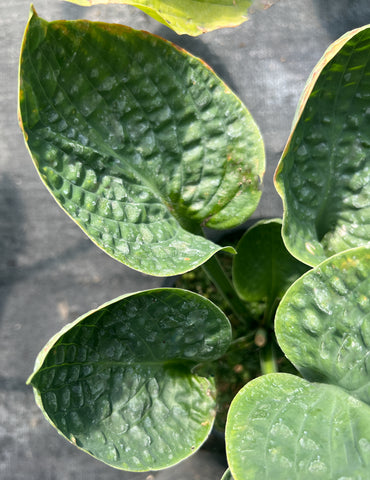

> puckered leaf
[275,26,370,266]
[276,247,370,405]
[232,219,309,305]
[226,247,370,478]
[63,0,279,36]
[226,373,370,480]
[19,8,264,276]
[28,288,231,471]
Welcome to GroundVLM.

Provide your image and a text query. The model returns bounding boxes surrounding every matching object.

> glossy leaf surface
[64,0,278,36]
[275,26,370,266]
[19,9,264,276]
[226,373,370,479]
[276,247,370,404]
[232,219,309,304]
[28,288,231,471]
[226,248,370,478]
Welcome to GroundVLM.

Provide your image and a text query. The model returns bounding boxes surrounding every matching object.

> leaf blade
[226,373,370,480]
[63,0,279,36]
[19,10,264,276]
[232,219,309,304]
[28,288,231,471]
[275,26,370,266]
[276,247,370,405]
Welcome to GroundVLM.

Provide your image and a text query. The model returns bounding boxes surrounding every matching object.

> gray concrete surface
[1,1,370,479]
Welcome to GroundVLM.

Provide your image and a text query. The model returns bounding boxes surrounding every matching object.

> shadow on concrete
[314,0,370,39]
[0,175,95,293]
[0,174,96,393]
[0,174,25,321]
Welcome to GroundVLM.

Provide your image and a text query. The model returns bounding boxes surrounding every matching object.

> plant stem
[202,254,251,327]
[260,342,277,375]
[229,332,256,347]
[228,332,256,352]
[263,296,279,327]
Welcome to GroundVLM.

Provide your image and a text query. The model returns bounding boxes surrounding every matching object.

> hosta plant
[19,6,370,479]
[226,247,370,479]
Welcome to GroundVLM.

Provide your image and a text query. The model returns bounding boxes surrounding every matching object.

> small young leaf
[232,219,309,305]
[19,8,265,276]
[226,373,370,480]
[63,0,279,36]
[275,26,370,266]
[276,247,370,404]
[28,288,231,471]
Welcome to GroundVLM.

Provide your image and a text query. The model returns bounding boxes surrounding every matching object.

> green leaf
[221,468,234,480]
[63,0,279,36]
[276,247,370,405]
[19,8,265,276]
[28,288,231,471]
[275,26,370,266]
[232,219,309,305]
[226,248,370,478]
[226,373,370,480]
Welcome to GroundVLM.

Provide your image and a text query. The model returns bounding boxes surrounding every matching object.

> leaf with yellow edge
[64,0,279,36]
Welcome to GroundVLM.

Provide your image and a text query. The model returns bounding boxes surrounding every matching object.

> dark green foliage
[28,289,231,471]
[275,26,370,267]
[19,8,370,478]
[19,8,264,276]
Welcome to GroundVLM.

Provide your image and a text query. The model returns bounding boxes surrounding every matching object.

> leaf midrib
[32,358,197,380]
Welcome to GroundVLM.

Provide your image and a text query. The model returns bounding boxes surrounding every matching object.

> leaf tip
[25,372,34,386]
[29,3,38,20]
[223,245,237,255]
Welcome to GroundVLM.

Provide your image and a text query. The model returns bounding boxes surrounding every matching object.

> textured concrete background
[1,1,370,479]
